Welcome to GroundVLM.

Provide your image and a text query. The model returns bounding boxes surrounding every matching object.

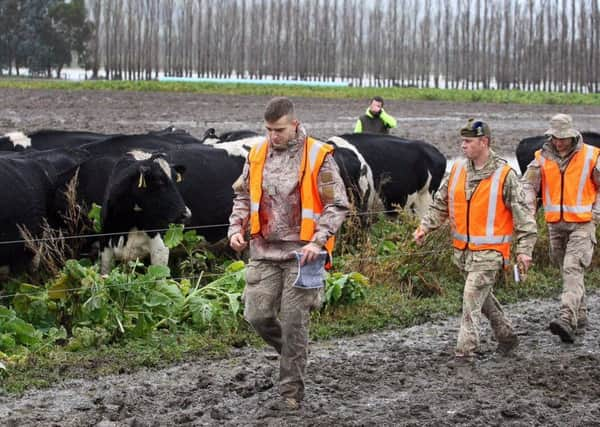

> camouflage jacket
[521,135,600,225]
[227,126,350,261]
[420,151,537,272]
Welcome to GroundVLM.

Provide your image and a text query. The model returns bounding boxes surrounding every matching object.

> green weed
[0,78,598,105]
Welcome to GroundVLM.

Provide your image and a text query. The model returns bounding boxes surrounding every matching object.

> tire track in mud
[2,293,600,426]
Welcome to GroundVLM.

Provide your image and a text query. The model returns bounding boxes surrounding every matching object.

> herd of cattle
[0,127,599,276]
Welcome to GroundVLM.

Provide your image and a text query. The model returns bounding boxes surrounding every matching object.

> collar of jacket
[268,125,308,153]
[466,150,507,178]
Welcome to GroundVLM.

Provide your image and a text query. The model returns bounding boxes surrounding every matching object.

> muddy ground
[1,88,599,158]
[1,293,599,426]
[1,89,600,426]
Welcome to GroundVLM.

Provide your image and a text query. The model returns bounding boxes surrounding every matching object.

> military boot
[577,311,588,329]
[496,333,519,355]
[575,313,588,335]
[268,397,300,411]
[549,318,575,343]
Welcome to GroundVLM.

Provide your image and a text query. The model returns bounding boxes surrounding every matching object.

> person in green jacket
[354,96,397,134]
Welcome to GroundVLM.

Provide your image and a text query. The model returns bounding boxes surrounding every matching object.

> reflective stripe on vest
[248,137,336,268]
[536,144,600,223]
[448,160,514,264]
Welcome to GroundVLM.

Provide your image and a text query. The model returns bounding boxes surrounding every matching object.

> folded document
[292,250,328,289]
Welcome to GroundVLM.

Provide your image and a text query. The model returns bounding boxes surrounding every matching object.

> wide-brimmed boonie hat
[544,113,579,139]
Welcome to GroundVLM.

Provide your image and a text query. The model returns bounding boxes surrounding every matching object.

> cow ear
[137,165,150,188]
[174,164,186,182]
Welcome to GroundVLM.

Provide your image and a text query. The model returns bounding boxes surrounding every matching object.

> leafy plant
[0,306,41,351]
[87,203,103,233]
[324,272,368,307]
[181,260,246,332]
[165,224,216,278]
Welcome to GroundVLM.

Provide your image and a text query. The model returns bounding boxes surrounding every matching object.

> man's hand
[516,253,533,274]
[413,225,427,246]
[229,232,248,253]
[299,242,322,266]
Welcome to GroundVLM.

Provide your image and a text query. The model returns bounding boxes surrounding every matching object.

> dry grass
[18,172,93,278]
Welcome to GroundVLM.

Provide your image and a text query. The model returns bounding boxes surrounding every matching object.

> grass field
[1,78,599,105]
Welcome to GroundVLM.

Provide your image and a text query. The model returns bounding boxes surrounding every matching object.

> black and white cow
[328,133,446,218]
[0,132,32,151]
[95,151,190,273]
[516,131,600,174]
[0,148,90,273]
[200,128,259,144]
[201,134,378,219]
[326,136,379,212]
[147,126,204,144]
[167,144,246,242]
[0,130,113,152]
[64,137,193,273]
[0,127,202,153]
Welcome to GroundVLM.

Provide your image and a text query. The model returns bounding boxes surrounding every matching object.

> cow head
[102,150,191,234]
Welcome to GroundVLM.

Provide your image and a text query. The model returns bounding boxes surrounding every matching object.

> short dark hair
[371,96,384,106]
[264,97,295,122]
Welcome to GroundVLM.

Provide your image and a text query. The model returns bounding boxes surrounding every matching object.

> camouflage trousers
[243,259,322,401]
[456,269,515,355]
[548,221,596,328]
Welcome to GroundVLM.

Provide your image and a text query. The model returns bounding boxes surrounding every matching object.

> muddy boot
[549,318,575,343]
[267,397,300,411]
[576,312,588,335]
[496,334,519,355]
[448,352,476,367]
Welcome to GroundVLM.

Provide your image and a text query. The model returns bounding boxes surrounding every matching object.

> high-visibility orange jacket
[248,137,335,266]
[535,144,600,223]
[448,161,514,264]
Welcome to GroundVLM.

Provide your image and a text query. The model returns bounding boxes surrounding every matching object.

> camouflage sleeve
[504,170,537,257]
[592,157,600,225]
[227,159,250,239]
[520,157,542,214]
[419,174,450,232]
[311,154,350,246]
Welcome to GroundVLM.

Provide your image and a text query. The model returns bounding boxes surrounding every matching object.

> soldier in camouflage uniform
[414,119,536,360]
[228,97,349,410]
[521,113,600,343]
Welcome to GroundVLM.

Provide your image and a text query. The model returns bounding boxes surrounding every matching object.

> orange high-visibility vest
[248,137,336,268]
[448,161,514,265]
[535,144,600,223]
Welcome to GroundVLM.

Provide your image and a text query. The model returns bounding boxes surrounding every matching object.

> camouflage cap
[460,118,490,138]
[544,113,579,139]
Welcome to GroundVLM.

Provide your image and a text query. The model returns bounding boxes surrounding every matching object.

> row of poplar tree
[1,0,599,92]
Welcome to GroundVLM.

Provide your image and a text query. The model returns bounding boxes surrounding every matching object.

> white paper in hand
[292,250,328,289]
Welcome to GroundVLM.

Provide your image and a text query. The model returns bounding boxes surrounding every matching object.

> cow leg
[412,172,433,219]
[149,234,169,266]
[413,191,433,219]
